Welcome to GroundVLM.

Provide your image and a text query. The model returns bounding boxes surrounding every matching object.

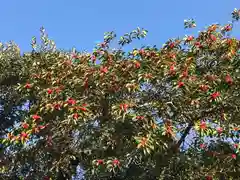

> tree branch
[175,121,194,150]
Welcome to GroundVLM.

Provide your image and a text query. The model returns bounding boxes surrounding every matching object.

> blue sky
[1,0,239,53]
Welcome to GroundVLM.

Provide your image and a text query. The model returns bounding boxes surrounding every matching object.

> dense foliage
[0,8,240,180]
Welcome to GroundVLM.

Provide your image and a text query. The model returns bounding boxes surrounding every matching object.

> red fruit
[112,159,120,166]
[67,98,76,105]
[216,127,223,134]
[169,65,176,75]
[21,132,28,138]
[120,104,128,112]
[135,61,141,68]
[38,125,46,130]
[225,74,233,85]
[32,114,41,121]
[210,34,217,41]
[22,122,29,129]
[200,121,207,130]
[54,104,61,110]
[100,66,108,74]
[169,42,175,48]
[73,113,79,120]
[233,144,238,148]
[79,107,87,111]
[199,85,209,92]
[232,154,237,159]
[178,81,184,88]
[187,36,194,41]
[211,92,220,100]
[136,116,144,120]
[200,144,206,149]
[97,159,104,165]
[195,41,202,47]
[25,83,31,89]
[47,89,53,94]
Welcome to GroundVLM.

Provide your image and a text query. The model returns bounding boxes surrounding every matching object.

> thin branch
[175,121,194,149]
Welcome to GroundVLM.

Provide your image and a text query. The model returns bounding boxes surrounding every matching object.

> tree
[1,8,240,180]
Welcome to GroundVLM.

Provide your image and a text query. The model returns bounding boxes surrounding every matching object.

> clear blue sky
[1,0,239,53]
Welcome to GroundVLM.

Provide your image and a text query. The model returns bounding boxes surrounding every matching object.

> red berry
[21,132,28,138]
[225,74,233,85]
[232,154,237,159]
[32,114,41,121]
[233,144,238,148]
[38,125,46,130]
[97,159,104,165]
[54,104,61,110]
[200,144,206,149]
[120,104,128,112]
[169,64,176,75]
[25,83,31,89]
[79,107,87,111]
[112,159,120,166]
[67,98,76,105]
[200,121,207,130]
[210,34,217,41]
[169,42,175,48]
[47,89,53,94]
[216,127,223,134]
[136,116,144,120]
[199,85,209,92]
[211,92,220,100]
[100,66,108,73]
[73,113,79,120]
[195,41,202,48]
[135,61,141,68]
[22,122,29,129]
[187,36,194,41]
[178,81,184,88]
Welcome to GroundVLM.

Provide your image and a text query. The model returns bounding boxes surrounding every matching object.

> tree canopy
[0,8,240,180]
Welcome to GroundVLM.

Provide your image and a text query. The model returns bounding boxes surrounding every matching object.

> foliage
[1,9,240,180]
[0,41,30,172]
